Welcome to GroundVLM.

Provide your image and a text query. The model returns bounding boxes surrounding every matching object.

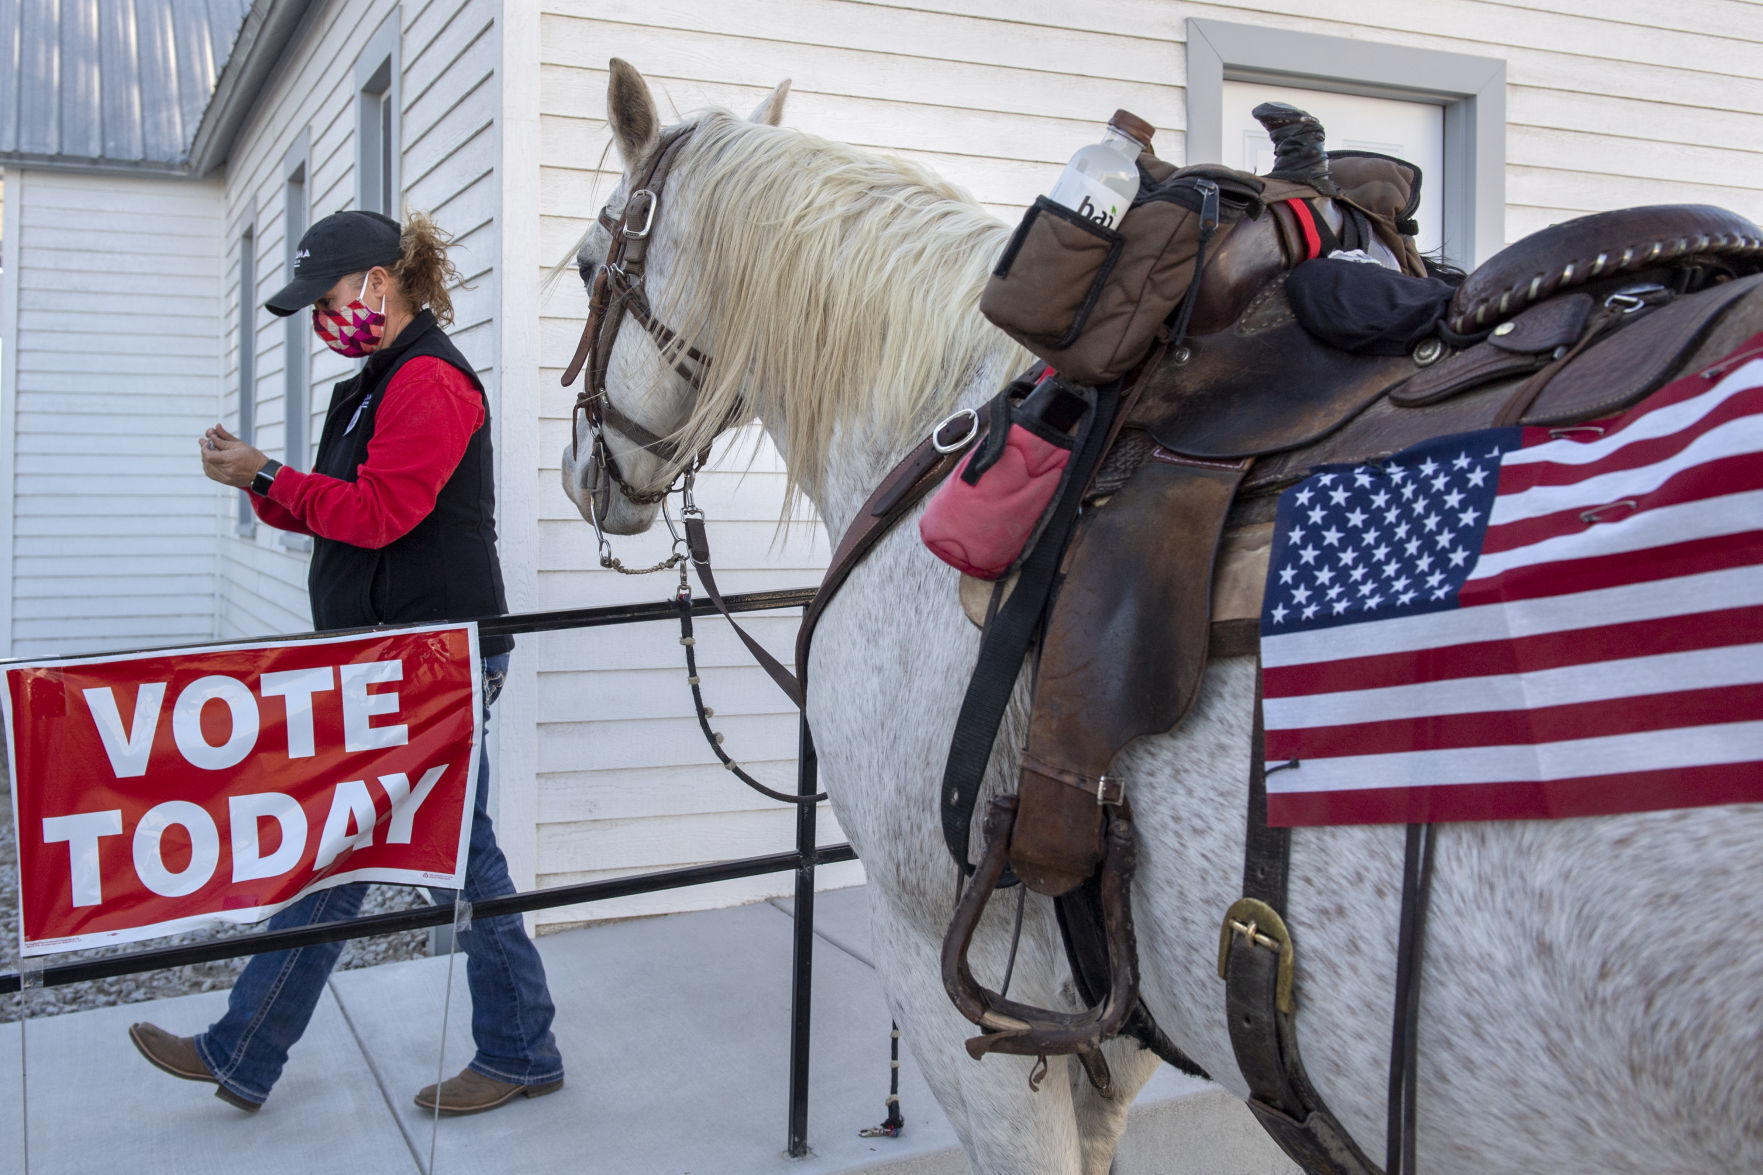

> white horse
[561,60,1763,1174]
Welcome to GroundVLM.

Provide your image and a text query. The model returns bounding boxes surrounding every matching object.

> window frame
[280,132,311,551]
[235,206,257,535]
[1185,19,1506,268]
[355,14,401,217]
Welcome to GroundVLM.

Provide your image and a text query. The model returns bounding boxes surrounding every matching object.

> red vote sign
[5,625,481,956]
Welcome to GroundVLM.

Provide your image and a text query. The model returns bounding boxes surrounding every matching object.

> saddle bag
[919,373,1092,580]
[980,162,1266,385]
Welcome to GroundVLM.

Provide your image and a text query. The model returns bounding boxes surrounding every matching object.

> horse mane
[659,110,1026,506]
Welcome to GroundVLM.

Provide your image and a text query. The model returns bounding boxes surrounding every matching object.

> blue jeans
[196,653,563,1105]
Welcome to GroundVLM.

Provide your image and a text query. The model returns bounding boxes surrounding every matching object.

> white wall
[0,169,224,656]
[538,1,1763,250]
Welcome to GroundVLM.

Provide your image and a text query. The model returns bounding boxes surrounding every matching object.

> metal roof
[0,0,254,173]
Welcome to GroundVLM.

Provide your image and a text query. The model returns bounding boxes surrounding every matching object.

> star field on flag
[1258,333,1763,827]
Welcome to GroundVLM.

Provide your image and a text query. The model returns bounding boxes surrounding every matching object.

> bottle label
[1047,171,1129,231]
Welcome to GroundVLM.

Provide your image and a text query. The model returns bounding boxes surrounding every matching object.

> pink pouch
[919,423,1072,579]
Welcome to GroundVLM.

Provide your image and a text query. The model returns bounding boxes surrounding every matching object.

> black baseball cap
[264,210,403,316]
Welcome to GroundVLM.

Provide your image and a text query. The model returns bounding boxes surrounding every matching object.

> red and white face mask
[312,277,387,357]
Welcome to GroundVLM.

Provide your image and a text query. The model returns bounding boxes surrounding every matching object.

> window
[355,17,400,215]
[236,221,256,533]
[1186,19,1506,268]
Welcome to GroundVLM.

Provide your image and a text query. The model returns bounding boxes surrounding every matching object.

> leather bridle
[561,126,715,506]
[556,123,811,714]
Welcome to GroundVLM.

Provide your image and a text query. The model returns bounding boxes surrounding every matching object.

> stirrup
[940,794,1140,1096]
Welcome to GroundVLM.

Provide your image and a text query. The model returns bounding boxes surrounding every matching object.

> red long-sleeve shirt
[251,356,484,549]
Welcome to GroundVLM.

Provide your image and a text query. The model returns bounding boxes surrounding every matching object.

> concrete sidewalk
[1,887,1294,1174]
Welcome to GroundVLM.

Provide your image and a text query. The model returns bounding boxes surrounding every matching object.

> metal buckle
[1096,774,1124,806]
[1604,282,1668,313]
[624,190,658,239]
[1217,897,1297,1015]
[932,408,980,454]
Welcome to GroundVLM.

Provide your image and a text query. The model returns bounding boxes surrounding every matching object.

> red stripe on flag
[1266,760,1763,825]
[1265,683,1763,760]
[1262,603,1763,698]
[1492,382,1763,499]
[1478,452,1763,555]
[1458,531,1763,606]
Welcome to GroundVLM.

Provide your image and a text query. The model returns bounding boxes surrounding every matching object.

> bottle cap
[1108,109,1156,149]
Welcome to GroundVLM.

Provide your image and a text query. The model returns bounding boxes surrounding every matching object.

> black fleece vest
[307,310,512,657]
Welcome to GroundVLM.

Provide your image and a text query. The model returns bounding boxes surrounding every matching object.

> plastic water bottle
[1046,110,1155,231]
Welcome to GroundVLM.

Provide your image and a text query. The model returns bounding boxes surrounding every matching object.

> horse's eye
[578,260,596,288]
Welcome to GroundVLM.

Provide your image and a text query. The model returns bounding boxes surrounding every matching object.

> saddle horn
[1252,102,1339,196]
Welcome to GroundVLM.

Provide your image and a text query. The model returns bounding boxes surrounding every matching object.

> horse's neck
[767,353,1016,544]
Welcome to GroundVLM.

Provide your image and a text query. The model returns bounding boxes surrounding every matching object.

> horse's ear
[749,79,790,127]
[607,58,660,169]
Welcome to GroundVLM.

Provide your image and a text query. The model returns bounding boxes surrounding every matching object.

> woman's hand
[200,423,271,489]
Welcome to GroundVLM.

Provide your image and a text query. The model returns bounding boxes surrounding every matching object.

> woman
[128,209,564,1116]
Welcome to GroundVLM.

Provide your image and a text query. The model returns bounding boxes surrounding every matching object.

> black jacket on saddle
[307,309,513,658]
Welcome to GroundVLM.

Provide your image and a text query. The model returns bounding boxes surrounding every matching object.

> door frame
[1186,18,1506,267]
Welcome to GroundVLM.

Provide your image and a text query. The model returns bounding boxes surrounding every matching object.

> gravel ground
[2,744,433,1023]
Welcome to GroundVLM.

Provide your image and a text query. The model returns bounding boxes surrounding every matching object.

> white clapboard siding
[214,0,501,644]
[3,170,224,656]
[526,0,1763,927]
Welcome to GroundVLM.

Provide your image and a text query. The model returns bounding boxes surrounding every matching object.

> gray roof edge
[0,153,192,178]
[186,0,323,179]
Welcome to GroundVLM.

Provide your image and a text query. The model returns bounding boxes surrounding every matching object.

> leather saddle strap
[1009,449,1249,896]
[1243,676,1290,909]
[795,408,994,689]
[939,381,1124,873]
[1224,679,1384,1175]
[1493,301,1627,427]
[685,515,805,710]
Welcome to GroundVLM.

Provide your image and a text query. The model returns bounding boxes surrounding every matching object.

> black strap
[1166,181,1221,351]
[1243,672,1292,909]
[960,385,1021,485]
[1300,198,1343,257]
[685,515,805,709]
[1385,823,1438,1175]
[938,381,1122,872]
[1054,877,1210,1080]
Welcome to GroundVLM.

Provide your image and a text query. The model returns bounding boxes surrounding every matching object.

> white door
[1222,81,1445,258]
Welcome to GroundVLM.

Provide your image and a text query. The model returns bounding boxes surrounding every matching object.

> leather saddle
[943,206,1763,1112]
[1002,204,1763,900]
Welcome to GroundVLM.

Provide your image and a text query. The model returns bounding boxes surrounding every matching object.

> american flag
[1259,332,1763,826]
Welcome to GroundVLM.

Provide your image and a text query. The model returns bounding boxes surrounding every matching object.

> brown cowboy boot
[414,1067,563,1116]
[128,1022,262,1113]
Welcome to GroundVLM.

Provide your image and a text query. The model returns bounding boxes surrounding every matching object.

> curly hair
[389,209,468,327]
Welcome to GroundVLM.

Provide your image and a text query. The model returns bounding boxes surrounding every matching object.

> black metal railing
[1,587,844,1158]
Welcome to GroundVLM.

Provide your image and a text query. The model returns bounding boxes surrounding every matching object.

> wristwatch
[250,459,283,497]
